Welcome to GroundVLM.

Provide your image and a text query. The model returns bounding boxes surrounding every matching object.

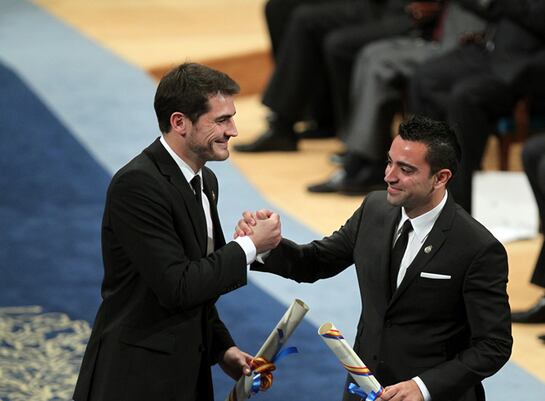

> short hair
[154,62,240,133]
[398,115,461,177]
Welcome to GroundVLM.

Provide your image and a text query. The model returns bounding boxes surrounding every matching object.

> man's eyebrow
[396,160,417,170]
[215,113,235,121]
[387,153,417,170]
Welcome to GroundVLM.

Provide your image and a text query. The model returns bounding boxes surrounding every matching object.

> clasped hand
[234,209,282,253]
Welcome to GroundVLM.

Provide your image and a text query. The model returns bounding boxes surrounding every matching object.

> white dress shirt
[393,192,448,288]
[392,191,448,401]
[160,136,256,263]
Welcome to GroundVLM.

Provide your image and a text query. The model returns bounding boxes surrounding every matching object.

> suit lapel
[380,207,402,304]
[389,195,456,305]
[144,139,208,254]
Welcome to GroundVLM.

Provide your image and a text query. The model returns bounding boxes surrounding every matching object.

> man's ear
[434,169,452,188]
[170,112,190,135]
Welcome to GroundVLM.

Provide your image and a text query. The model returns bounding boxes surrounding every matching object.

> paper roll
[318,322,384,400]
[225,299,309,401]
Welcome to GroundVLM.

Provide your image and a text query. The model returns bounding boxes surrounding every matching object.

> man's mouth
[387,185,401,194]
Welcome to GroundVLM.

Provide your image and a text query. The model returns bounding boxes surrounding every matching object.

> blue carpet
[0,62,108,322]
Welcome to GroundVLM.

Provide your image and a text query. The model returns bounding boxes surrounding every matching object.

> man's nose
[226,120,238,137]
[384,166,396,182]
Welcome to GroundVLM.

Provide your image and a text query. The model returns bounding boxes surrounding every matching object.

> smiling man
[238,115,512,401]
[73,63,282,401]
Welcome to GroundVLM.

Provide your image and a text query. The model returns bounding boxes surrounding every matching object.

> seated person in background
[265,0,341,60]
[409,0,545,213]
[235,0,433,153]
[511,134,545,343]
[308,0,485,194]
[264,0,345,138]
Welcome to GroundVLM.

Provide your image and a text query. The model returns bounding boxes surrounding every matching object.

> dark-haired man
[73,63,282,401]
[237,116,512,401]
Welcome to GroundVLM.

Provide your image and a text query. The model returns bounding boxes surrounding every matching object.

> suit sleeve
[208,304,236,365]
[419,240,512,400]
[107,169,247,311]
[498,0,545,38]
[512,50,545,95]
[454,0,502,21]
[456,0,545,37]
[252,200,365,282]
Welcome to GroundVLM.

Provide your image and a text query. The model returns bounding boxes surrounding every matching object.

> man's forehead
[390,138,429,164]
[207,93,236,112]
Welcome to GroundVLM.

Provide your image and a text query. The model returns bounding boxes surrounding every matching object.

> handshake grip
[237,210,282,254]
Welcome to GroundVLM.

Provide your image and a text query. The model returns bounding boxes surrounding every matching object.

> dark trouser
[265,0,344,60]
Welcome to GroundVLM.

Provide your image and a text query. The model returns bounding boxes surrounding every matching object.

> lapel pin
[424,245,433,254]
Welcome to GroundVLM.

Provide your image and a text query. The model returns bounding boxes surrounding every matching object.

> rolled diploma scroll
[318,322,384,400]
[225,299,310,401]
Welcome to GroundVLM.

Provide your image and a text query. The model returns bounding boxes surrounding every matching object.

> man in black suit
[237,116,512,401]
[409,0,545,213]
[73,63,282,401]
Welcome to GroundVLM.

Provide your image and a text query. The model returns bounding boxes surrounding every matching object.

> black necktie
[190,175,203,206]
[190,175,207,239]
[390,220,413,293]
[191,175,215,255]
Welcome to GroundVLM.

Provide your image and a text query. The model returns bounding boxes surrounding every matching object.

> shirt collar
[399,191,448,243]
[160,135,202,188]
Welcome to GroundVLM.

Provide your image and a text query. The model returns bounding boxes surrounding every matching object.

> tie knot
[400,219,413,235]
[190,175,201,195]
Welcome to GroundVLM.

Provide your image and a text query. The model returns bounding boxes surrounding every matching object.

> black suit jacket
[73,138,247,401]
[253,191,512,401]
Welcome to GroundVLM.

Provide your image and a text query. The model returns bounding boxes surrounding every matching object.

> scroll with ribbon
[318,322,384,401]
[225,299,309,401]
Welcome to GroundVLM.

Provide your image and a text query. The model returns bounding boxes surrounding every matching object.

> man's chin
[211,149,229,161]
[386,193,402,207]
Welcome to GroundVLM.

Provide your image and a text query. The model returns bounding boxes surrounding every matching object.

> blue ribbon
[250,346,299,395]
[272,345,298,363]
[348,383,382,401]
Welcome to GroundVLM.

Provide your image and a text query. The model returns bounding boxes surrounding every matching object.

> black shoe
[234,129,298,152]
[307,167,386,195]
[307,171,347,193]
[330,151,347,166]
[511,296,545,323]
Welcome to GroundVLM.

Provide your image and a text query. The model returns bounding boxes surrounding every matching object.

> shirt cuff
[412,377,431,401]
[233,236,256,265]
[256,250,270,263]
